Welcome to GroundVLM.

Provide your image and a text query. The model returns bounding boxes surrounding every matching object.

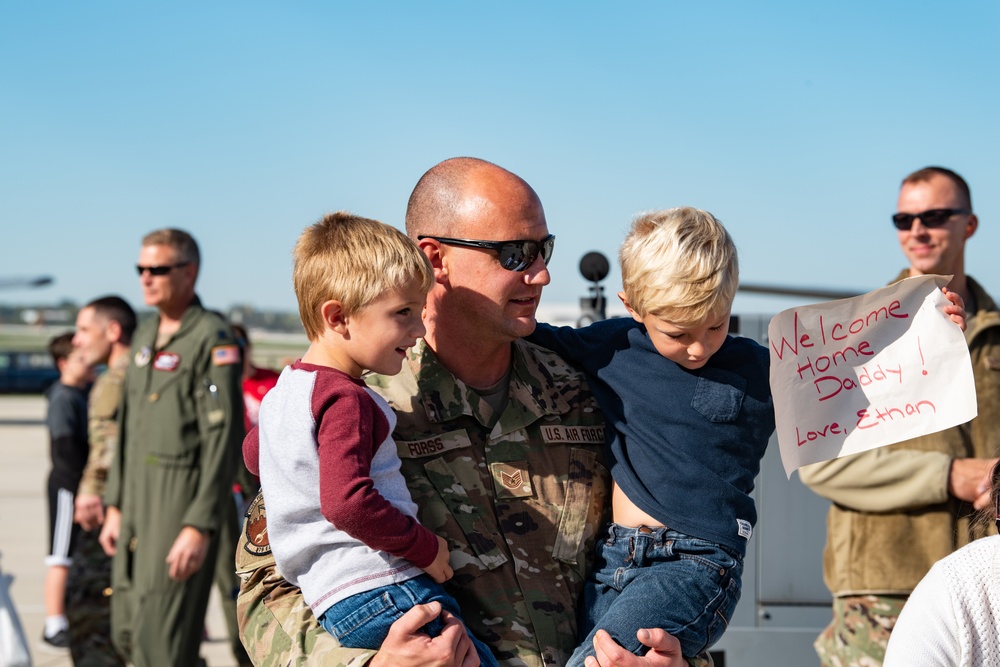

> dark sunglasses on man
[418,235,555,272]
[135,262,189,277]
[891,208,971,231]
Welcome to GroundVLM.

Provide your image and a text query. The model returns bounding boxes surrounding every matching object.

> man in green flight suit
[235,158,703,667]
[100,228,244,667]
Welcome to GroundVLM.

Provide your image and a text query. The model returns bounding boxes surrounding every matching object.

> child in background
[42,333,94,650]
[243,212,496,666]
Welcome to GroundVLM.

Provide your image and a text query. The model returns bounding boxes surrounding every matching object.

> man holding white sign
[799,167,1000,667]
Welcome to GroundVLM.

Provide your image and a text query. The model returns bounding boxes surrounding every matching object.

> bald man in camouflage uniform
[236,158,706,667]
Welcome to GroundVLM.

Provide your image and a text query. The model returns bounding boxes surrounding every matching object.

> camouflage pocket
[423,457,509,571]
[552,447,609,566]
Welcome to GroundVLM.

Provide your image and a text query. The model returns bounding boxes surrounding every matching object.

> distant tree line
[0,302,305,333]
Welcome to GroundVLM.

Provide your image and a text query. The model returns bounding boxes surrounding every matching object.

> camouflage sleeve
[79,370,123,496]
[236,492,376,667]
[103,370,128,509]
[78,434,113,497]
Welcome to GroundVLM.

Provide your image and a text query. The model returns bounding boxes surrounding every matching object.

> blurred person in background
[69,294,136,666]
[99,228,243,666]
[42,333,94,652]
[801,167,1000,666]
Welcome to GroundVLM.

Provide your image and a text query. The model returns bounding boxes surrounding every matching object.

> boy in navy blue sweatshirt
[531,207,966,665]
[531,207,769,664]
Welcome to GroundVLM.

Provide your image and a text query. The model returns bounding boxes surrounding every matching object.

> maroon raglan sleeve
[312,374,439,568]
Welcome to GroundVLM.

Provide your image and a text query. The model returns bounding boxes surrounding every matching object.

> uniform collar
[890,269,1000,344]
[964,276,1000,345]
[404,339,576,435]
[110,352,131,373]
[148,295,206,350]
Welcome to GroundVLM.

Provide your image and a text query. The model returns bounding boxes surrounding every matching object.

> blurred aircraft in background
[0,275,54,289]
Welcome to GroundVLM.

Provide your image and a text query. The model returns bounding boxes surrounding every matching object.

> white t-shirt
[884,534,1000,667]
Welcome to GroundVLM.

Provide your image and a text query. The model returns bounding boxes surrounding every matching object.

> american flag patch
[212,344,241,366]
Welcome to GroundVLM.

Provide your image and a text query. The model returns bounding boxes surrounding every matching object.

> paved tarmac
[0,395,239,667]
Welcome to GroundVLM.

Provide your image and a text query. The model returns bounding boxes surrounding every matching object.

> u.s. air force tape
[540,424,605,445]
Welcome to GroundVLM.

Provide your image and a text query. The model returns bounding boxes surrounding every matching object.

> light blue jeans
[318,574,498,667]
[567,523,743,665]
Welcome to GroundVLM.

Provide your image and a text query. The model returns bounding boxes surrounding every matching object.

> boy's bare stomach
[612,482,666,528]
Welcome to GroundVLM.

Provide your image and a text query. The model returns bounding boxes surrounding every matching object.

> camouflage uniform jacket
[800,274,1000,595]
[78,353,130,497]
[237,338,610,667]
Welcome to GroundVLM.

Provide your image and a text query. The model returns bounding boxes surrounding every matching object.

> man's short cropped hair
[293,211,435,340]
[86,295,137,345]
[48,332,75,366]
[902,166,973,210]
[619,207,739,326]
[142,228,201,267]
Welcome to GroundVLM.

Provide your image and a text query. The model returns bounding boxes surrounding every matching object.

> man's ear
[965,213,979,240]
[320,300,349,335]
[617,291,644,323]
[105,319,122,345]
[182,261,199,285]
[418,237,449,285]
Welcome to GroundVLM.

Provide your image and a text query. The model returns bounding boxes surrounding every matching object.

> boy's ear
[418,237,449,285]
[320,300,350,334]
[617,291,644,324]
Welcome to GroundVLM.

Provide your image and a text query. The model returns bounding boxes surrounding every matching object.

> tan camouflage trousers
[814,595,906,667]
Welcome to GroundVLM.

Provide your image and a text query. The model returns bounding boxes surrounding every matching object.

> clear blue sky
[2,2,998,319]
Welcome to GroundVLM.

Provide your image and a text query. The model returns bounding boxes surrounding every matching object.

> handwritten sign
[768,275,976,477]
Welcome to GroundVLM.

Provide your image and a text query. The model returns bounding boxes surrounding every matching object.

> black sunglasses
[418,235,555,272]
[892,208,971,231]
[136,262,189,277]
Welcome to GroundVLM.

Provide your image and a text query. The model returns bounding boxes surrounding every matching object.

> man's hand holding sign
[769,275,972,478]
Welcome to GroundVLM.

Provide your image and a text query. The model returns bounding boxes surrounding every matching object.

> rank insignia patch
[490,461,533,499]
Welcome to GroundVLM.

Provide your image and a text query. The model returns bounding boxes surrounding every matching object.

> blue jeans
[567,524,743,666]
[318,574,498,667]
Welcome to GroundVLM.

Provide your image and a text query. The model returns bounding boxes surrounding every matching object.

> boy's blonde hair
[619,207,739,326]
[293,212,435,340]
